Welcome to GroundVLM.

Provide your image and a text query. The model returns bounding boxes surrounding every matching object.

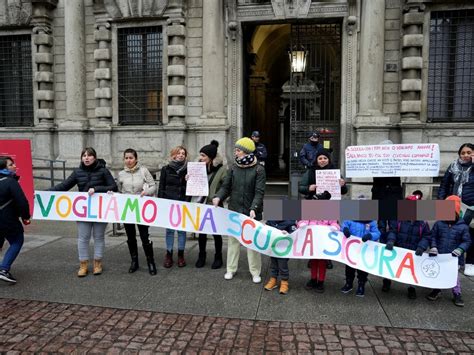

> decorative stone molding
[0,0,32,26]
[31,0,58,127]
[93,2,113,126]
[101,0,167,19]
[164,0,186,127]
[400,0,426,120]
[272,0,311,18]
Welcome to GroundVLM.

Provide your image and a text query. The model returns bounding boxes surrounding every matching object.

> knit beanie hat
[235,137,255,154]
[446,195,461,216]
[200,140,219,160]
[316,149,331,162]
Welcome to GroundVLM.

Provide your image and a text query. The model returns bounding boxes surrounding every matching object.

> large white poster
[345,144,440,178]
[316,169,341,200]
[185,162,209,197]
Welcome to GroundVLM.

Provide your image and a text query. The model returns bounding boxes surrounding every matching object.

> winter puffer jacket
[460,168,474,207]
[50,159,117,193]
[298,163,348,199]
[299,142,325,168]
[438,160,472,200]
[205,154,227,205]
[158,163,188,202]
[371,177,403,201]
[215,161,266,220]
[418,219,471,257]
[386,220,430,251]
[117,164,156,196]
[340,220,381,241]
[266,220,297,233]
[0,173,30,235]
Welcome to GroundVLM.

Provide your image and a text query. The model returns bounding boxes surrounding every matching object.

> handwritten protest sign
[33,191,458,289]
[185,162,209,197]
[316,169,341,200]
[345,143,440,178]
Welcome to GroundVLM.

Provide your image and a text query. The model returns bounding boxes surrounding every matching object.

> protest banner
[316,169,341,200]
[33,191,458,288]
[0,140,34,215]
[345,143,440,178]
[186,162,209,197]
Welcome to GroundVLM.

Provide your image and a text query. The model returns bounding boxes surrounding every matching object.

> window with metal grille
[0,34,33,127]
[428,10,474,122]
[118,26,163,125]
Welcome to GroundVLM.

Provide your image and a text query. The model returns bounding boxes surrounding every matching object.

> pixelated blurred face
[199,152,211,164]
[124,152,137,169]
[6,159,16,173]
[317,155,329,168]
[459,146,473,163]
[234,148,246,159]
[82,152,96,166]
[173,149,186,162]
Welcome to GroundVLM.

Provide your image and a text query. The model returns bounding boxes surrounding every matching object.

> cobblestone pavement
[0,298,473,354]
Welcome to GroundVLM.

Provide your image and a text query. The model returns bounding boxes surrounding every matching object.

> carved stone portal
[102,0,167,18]
[272,0,311,18]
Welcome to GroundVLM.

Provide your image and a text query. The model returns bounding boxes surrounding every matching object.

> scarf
[124,162,140,173]
[235,153,256,167]
[0,169,13,176]
[169,159,187,175]
[450,159,472,197]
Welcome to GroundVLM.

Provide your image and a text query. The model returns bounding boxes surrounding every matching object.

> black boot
[195,252,206,268]
[211,253,223,269]
[356,282,365,297]
[127,240,139,273]
[143,241,157,275]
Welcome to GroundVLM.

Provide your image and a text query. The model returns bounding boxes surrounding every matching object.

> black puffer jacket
[460,168,474,206]
[371,177,403,200]
[437,160,472,200]
[298,163,348,199]
[0,173,30,235]
[386,220,431,251]
[158,164,188,201]
[50,159,117,193]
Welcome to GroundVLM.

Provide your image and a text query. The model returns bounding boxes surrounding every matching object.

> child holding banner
[194,140,227,269]
[418,195,471,307]
[213,137,266,284]
[117,148,157,275]
[50,147,117,277]
[385,195,431,299]
[0,156,31,283]
[341,209,381,297]
[264,220,296,294]
[158,146,189,268]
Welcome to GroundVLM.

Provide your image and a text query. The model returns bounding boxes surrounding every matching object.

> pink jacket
[297,220,340,229]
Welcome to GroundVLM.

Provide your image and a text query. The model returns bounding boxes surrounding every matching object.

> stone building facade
[0,0,473,196]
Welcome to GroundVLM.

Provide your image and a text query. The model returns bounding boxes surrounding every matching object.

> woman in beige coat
[117,148,157,275]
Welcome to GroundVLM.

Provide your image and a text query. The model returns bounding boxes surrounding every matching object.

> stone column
[201,0,226,124]
[91,4,113,164]
[58,0,87,160]
[165,0,186,152]
[31,0,58,159]
[355,0,390,144]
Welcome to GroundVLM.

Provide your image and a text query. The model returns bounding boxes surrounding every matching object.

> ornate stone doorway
[242,21,342,185]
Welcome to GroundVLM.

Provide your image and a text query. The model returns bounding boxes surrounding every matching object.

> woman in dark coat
[0,156,31,283]
[50,147,117,277]
[158,145,189,268]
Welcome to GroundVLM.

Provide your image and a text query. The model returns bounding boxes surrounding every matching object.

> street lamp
[289,48,307,73]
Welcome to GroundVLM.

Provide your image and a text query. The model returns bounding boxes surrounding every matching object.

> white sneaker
[252,275,262,284]
[464,264,474,277]
[224,272,234,280]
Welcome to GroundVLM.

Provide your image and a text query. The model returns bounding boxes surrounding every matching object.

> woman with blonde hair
[158,146,189,268]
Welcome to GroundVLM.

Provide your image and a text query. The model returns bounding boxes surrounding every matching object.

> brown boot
[178,250,186,267]
[77,260,88,277]
[93,259,102,275]
[264,277,278,291]
[280,280,289,295]
[163,251,173,268]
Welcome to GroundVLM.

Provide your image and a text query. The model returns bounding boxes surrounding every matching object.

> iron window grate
[0,34,33,127]
[118,26,163,125]
[428,9,474,122]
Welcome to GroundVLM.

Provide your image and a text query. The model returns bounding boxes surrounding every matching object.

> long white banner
[33,191,458,288]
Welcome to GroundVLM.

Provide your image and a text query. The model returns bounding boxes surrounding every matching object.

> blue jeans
[0,233,24,271]
[165,228,186,252]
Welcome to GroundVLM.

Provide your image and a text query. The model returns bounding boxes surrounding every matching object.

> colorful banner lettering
[33,191,458,289]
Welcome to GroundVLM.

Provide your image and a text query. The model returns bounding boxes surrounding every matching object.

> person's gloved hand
[452,248,463,257]
[428,247,438,257]
[362,234,372,242]
[343,227,351,238]
[385,241,394,251]
[22,219,31,225]
[415,247,424,256]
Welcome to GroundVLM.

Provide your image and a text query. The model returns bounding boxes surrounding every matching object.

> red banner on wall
[0,140,34,215]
